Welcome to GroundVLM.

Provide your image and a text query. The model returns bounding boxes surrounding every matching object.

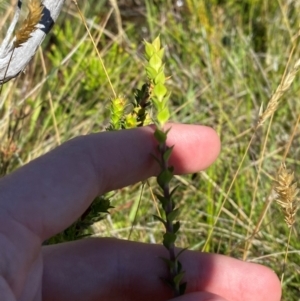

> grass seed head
[257,58,300,127]
[14,0,44,48]
[275,164,299,228]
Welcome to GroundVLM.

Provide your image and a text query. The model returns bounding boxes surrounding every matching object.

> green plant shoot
[144,36,186,297]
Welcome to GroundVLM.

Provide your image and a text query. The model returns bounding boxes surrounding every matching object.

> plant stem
[158,139,180,297]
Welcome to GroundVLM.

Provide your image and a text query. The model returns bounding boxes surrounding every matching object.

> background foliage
[1,0,300,299]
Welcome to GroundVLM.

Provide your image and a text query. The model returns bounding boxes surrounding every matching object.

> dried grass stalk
[275,163,299,228]
[258,58,300,127]
[14,0,44,48]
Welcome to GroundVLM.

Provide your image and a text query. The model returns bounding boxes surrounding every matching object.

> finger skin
[0,124,220,241]
[42,238,281,301]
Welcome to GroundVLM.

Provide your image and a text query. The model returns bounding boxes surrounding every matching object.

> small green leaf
[156,48,165,59]
[144,41,155,59]
[150,153,162,168]
[145,65,158,79]
[173,221,180,233]
[153,83,167,99]
[161,93,171,107]
[157,169,173,187]
[170,185,179,197]
[154,70,166,85]
[163,146,174,162]
[157,107,170,125]
[153,214,166,226]
[163,232,177,249]
[173,271,185,286]
[175,248,188,260]
[152,97,163,112]
[160,256,175,269]
[149,53,162,72]
[167,208,180,223]
[164,127,171,135]
[154,129,167,143]
[91,196,113,213]
[155,193,168,208]
[152,35,161,51]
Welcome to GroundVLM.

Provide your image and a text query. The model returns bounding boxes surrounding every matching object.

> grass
[1,0,300,299]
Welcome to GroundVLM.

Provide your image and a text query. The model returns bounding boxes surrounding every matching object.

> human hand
[0,124,281,301]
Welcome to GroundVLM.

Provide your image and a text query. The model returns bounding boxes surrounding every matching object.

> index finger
[0,124,220,241]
